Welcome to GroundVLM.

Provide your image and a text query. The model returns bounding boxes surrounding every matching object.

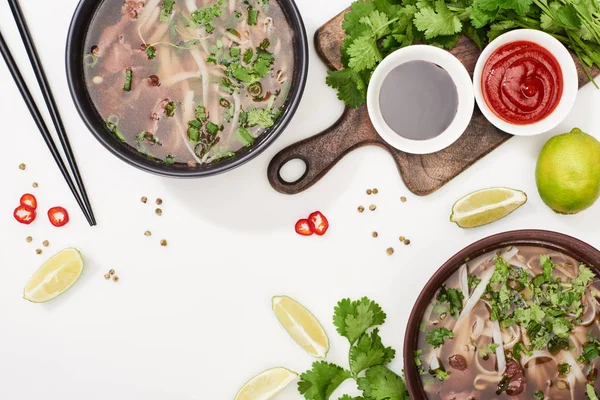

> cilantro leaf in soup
[236,127,254,146]
[145,45,157,60]
[160,0,175,23]
[245,108,274,128]
[425,327,454,348]
[437,285,464,318]
[190,0,224,33]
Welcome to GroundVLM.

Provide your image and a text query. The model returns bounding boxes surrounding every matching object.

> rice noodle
[137,0,161,26]
[470,316,484,340]
[456,266,495,325]
[185,0,198,12]
[474,373,501,390]
[189,49,210,105]
[579,295,598,326]
[459,264,469,300]
[229,0,236,13]
[562,349,586,383]
[163,71,201,86]
[501,325,521,350]
[491,320,506,373]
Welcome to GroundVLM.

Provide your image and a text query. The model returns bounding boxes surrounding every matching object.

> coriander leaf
[343,0,377,36]
[190,0,224,33]
[553,3,581,30]
[160,0,175,23]
[588,383,600,400]
[414,0,462,39]
[146,45,157,60]
[298,362,351,400]
[425,327,454,348]
[357,366,410,400]
[246,108,274,128]
[534,391,545,399]
[470,2,498,28]
[326,68,367,109]
[477,0,533,16]
[228,62,255,83]
[164,155,175,164]
[333,297,386,344]
[373,0,402,16]
[487,20,517,41]
[253,58,271,78]
[339,396,365,400]
[347,35,382,72]
[574,265,595,288]
[437,286,464,318]
[350,328,395,375]
[359,11,391,39]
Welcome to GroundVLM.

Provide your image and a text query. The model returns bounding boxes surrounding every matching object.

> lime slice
[272,295,329,358]
[450,187,527,228]
[24,248,84,303]
[234,367,297,400]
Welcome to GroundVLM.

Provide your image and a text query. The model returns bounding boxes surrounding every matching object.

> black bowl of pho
[404,230,600,400]
[66,0,308,176]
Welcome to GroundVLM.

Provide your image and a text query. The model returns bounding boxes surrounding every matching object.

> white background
[1,1,600,399]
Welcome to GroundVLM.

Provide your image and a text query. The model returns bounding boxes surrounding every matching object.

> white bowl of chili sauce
[473,29,578,136]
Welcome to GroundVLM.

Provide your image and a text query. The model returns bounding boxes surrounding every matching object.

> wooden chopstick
[7,0,96,225]
[0,30,95,226]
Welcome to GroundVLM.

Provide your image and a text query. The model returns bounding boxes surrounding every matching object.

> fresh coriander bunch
[297,297,410,400]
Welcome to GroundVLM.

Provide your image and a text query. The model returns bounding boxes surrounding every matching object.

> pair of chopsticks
[0,0,96,226]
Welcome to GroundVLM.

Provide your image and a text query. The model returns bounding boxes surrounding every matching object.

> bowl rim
[473,29,578,136]
[403,229,600,399]
[65,0,309,178]
[366,45,474,155]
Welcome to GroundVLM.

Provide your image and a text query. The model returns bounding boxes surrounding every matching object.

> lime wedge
[234,367,297,400]
[272,295,329,358]
[24,248,84,303]
[450,187,527,228]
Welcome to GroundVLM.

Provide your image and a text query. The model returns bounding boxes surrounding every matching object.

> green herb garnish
[247,6,259,25]
[588,384,600,400]
[437,285,464,318]
[165,102,176,117]
[425,327,455,348]
[164,155,175,164]
[145,45,157,60]
[160,0,175,23]
[105,115,125,142]
[123,68,133,92]
[190,0,224,33]
[298,297,409,400]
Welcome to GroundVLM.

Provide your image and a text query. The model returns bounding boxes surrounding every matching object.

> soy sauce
[379,60,458,141]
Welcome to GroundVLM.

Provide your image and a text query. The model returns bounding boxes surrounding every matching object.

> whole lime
[536,128,600,214]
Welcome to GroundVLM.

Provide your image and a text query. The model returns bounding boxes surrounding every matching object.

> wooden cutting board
[267,8,598,196]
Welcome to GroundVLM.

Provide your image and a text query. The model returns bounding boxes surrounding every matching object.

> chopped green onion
[243,48,253,64]
[105,115,125,142]
[195,105,207,122]
[247,6,259,25]
[248,82,262,97]
[123,68,133,92]
[164,155,175,164]
[206,121,220,135]
[237,127,255,146]
[83,53,98,67]
[160,0,175,23]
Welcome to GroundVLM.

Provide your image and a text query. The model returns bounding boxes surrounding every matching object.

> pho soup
[416,246,600,399]
[83,0,295,166]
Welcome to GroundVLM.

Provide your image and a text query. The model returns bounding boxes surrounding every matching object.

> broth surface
[84,0,295,165]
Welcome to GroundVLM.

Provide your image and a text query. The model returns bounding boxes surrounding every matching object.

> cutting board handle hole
[278,157,308,185]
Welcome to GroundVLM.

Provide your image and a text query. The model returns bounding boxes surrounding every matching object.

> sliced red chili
[20,193,38,210]
[295,218,314,236]
[14,204,36,225]
[48,206,70,227]
[308,211,329,235]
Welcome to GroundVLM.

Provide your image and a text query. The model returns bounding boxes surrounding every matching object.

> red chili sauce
[482,41,563,125]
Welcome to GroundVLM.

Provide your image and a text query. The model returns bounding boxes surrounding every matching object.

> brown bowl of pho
[66,0,308,177]
[404,230,600,400]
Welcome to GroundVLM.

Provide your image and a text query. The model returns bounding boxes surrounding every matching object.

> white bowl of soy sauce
[367,45,474,154]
